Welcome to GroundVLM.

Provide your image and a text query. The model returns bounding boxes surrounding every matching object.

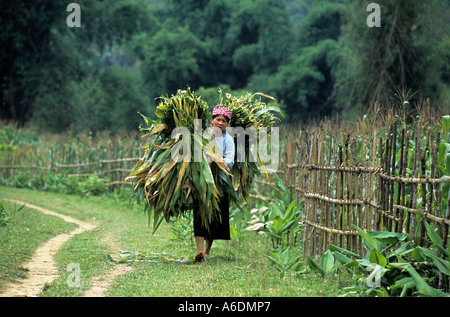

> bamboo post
[389,121,397,232]
[394,127,403,233]
[338,136,344,248]
[432,132,442,240]
[419,128,430,246]
[384,133,391,230]
[325,134,333,248]
[318,131,326,255]
[369,129,377,231]
[399,129,409,233]
[358,124,366,256]
[377,137,384,230]
[302,132,311,258]
[311,130,318,258]
[409,122,421,240]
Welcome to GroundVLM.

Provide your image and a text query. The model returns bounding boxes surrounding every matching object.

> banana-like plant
[267,246,302,278]
[309,224,450,297]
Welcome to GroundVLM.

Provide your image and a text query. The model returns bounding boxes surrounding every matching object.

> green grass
[0,186,348,297]
[0,200,77,289]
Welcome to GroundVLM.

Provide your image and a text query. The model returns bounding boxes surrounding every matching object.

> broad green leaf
[269,201,284,220]
[280,247,292,264]
[280,220,296,233]
[369,249,387,267]
[103,253,115,262]
[332,251,357,267]
[254,106,282,117]
[410,247,425,262]
[429,254,449,276]
[387,262,409,269]
[446,153,450,176]
[320,250,335,273]
[391,277,415,297]
[284,201,296,222]
[353,225,380,252]
[272,216,283,234]
[438,142,450,166]
[425,223,448,256]
[229,225,238,239]
[265,232,282,240]
[307,258,325,276]
[405,265,449,297]
[443,115,450,142]
[328,244,360,258]
[369,230,408,245]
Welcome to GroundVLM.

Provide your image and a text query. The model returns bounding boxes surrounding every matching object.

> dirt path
[81,264,133,297]
[0,199,131,297]
[81,231,134,297]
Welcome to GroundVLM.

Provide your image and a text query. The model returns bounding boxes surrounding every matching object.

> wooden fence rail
[0,129,143,187]
[253,118,450,260]
[0,158,139,186]
[1,119,449,261]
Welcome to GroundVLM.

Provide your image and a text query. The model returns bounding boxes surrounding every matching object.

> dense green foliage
[1,0,449,132]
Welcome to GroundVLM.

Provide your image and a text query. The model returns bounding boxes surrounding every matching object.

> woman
[193,105,235,262]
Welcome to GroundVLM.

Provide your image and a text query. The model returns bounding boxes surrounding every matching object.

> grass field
[0,186,349,297]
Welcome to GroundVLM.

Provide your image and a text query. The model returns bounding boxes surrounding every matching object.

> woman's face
[211,115,229,132]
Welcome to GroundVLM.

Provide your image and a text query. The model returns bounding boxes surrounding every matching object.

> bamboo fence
[0,129,142,187]
[254,116,450,259]
[2,115,450,260]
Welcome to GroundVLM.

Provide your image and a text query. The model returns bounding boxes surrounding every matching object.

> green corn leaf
[443,115,450,142]
[438,142,450,166]
[446,153,450,176]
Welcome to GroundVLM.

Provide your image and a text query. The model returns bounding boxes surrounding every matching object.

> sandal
[194,251,204,262]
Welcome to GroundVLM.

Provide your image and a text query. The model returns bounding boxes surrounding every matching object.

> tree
[0,1,65,123]
[247,0,347,122]
[92,66,152,133]
[227,0,294,87]
[139,26,208,103]
[270,39,345,121]
[0,0,158,132]
[342,0,450,110]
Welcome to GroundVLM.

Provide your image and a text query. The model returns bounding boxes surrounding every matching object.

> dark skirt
[193,192,230,240]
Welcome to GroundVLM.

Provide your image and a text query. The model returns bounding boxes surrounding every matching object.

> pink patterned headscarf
[212,105,232,121]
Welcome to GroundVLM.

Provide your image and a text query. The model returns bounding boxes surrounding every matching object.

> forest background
[1,0,449,134]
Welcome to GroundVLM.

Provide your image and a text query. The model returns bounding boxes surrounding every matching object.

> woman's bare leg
[204,238,213,258]
[194,236,205,262]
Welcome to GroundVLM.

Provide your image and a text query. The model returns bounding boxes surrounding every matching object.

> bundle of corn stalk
[218,88,283,203]
[126,87,283,232]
